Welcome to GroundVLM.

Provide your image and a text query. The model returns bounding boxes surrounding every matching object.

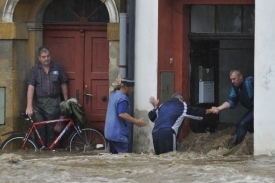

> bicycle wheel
[68,127,107,152]
[0,135,38,150]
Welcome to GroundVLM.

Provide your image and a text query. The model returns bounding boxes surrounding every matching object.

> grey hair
[38,46,50,56]
[171,93,184,100]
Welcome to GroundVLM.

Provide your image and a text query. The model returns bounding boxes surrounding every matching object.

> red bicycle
[0,112,107,152]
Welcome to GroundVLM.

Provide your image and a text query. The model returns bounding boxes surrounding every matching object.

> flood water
[0,124,274,183]
[0,151,275,183]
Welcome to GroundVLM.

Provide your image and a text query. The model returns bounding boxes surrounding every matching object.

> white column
[254,0,275,155]
[133,0,158,152]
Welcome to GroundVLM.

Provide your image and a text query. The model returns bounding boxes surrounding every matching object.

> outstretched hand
[136,118,146,127]
[149,96,159,109]
[212,106,220,114]
[206,107,219,114]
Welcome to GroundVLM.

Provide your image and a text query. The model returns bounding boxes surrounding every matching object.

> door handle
[101,95,107,102]
[84,93,93,96]
[84,93,92,104]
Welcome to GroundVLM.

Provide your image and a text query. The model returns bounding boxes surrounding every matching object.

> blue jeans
[108,140,129,154]
[236,109,253,145]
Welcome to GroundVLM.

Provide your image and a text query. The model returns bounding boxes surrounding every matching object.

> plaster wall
[0,39,29,142]
[254,0,275,155]
[0,41,13,138]
[133,0,158,153]
[108,41,120,92]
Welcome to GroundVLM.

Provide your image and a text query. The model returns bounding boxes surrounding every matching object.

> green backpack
[60,98,86,125]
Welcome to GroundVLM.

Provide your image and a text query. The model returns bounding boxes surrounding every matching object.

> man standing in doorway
[213,69,254,145]
[25,46,68,148]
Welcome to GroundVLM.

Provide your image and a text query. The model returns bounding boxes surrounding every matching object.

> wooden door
[43,25,109,132]
[84,31,109,131]
[43,28,84,103]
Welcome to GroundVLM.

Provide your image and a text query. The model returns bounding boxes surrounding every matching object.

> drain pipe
[128,0,136,153]
[128,0,135,79]
[119,0,127,78]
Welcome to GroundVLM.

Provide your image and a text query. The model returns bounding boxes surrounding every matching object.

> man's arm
[26,85,35,116]
[61,83,68,101]
[148,96,159,122]
[206,107,216,114]
[213,101,231,114]
[185,103,218,120]
[119,113,146,127]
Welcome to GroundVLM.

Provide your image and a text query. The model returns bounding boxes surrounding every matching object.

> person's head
[171,93,184,102]
[120,78,135,95]
[38,46,51,67]
[229,69,243,86]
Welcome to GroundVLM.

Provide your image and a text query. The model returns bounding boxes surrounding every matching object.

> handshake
[207,106,221,114]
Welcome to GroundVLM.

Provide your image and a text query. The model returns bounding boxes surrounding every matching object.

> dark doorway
[189,40,219,133]
[189,39,254,133]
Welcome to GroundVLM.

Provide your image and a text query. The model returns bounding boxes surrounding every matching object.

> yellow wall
[0,0,120,144]
[0,23,28,39]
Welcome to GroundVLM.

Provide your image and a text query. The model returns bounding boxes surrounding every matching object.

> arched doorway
[43,0,110,131]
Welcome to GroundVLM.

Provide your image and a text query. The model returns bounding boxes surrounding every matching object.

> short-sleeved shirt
[117,100,128,114]
[27,61,68,98]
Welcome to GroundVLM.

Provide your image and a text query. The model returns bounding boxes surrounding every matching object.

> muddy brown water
[0,123,274,183]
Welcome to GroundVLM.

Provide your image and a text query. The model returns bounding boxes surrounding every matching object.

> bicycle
[0,112,107,152]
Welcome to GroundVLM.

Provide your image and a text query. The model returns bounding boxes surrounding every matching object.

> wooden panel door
[84,31,109,131]
[43,26,109,132]
[43,29,84,103]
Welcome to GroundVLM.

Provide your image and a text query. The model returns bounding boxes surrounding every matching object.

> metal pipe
[119,13,127,78]
[119,0,127,78]
[128,0,136,153]
[128,0,136,79]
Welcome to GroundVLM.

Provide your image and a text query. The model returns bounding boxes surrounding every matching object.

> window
[191,5,254,34]
[43,0,109,23]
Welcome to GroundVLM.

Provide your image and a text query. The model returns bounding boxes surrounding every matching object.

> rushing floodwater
[0,123,272,183]
[0,150,275,183]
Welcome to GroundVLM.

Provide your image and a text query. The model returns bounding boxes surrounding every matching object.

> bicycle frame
[22,117,87,150]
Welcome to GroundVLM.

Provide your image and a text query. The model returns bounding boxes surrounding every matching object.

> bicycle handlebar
[20,111,34,123]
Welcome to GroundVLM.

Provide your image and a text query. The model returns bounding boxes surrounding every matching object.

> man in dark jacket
[148,93,215,155]
[213,69,254,145]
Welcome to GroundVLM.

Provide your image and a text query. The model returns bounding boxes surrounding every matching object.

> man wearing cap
[148,93,215,155]
[104,77,146,154]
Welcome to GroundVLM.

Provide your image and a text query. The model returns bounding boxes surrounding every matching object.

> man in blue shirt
[213,69,254,145]
[105,78,146,154]
[148,93,215,155]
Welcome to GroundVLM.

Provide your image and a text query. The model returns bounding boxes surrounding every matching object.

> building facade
[0,0,274,155]
[0,0,121,144]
